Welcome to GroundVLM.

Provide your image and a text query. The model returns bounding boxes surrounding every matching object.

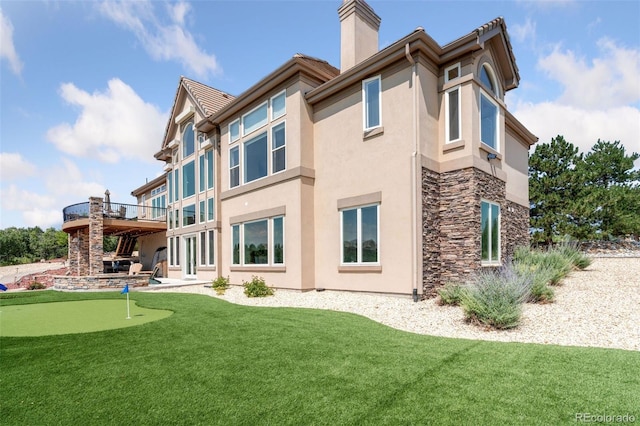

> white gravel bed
[151,257,639,351]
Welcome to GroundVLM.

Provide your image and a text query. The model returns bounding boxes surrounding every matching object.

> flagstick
[126,292,131,319]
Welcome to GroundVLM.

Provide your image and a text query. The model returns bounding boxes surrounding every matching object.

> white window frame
[479,90,499,151]
[182,122,195,159]
[481,200,501,265]
[230,216,285,267]
[271,121,286,174]
[362,75,382,131]
[229,145,240,189]
[243,132,268,184]
[445,86,461,143]
[182,204,196,227]
[340,203,380,265]
[444,63,460,83]
[229,119,240,143]
[207,197,215,222]
[242,101,268,137]
[271,90,286,121]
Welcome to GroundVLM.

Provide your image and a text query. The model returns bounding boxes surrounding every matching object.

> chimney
[338,0,381,72]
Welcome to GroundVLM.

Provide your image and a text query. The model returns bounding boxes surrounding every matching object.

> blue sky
[1,0,639,230]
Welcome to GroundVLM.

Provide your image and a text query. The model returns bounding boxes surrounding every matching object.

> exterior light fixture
[487,153,498,161]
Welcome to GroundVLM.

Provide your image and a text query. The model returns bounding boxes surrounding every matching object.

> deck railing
[62,202,167,223]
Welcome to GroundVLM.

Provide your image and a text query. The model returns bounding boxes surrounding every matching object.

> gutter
[405,42,420,303]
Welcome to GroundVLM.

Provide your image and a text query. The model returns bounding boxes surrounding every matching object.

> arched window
[480,63,497,96]
[182,123,195,158]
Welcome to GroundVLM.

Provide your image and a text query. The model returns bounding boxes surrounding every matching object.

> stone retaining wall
[54,274,149,291]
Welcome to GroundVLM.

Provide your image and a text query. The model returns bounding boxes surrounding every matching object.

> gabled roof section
[155,77,234,160]
[197,53,338,130]
[307,17,521,104]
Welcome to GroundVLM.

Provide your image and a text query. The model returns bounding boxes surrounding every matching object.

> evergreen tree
[529,135,583,244]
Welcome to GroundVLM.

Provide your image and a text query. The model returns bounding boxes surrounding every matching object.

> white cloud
[46,78,167,163]
[0,8,23,76]
[97,0,221,79]
[45,158,106,198]
[538,38,640,109]
[0,153,37,181]
[510,18,536,44]
[513,102,640,157]
[0,184,60,228]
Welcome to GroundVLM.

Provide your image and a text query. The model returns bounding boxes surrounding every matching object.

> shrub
[437,283,466,306]
[243,276,274,298]
[461,264,531,329]
[513,262,555,303]
[28,281,46,290]
[554,242,592,270]
[514,246,573,286]
[212,276,230,295]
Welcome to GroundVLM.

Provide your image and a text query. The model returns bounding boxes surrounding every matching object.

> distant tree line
[529,136,640,244]
[0,227,68,266]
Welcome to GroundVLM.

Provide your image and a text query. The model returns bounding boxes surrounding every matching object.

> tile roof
[181,77,235,117]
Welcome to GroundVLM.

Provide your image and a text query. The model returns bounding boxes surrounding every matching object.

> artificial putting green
[0,299,173,336]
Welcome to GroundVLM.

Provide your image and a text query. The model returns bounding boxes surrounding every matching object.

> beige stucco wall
[313,65,416,294]
[137,232,167,271]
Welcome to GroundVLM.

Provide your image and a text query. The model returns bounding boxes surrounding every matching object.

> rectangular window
[168,209,173,230]
[199,154,205,192]
[271,91,286,120]
[480,93,498,150]
[481,201,500,264]
[208,230,215,265]
[183,204,195,227]
[151,195,166,219]
[182,161,195,198]
[232,224,240,265]
[272,122,286,174]
[341,204,379,264]
[174,208,179,229]
[175,236,180,266]
[167,173,173,203]
[244,220,269,265]
[445,63,460,82]
[229,146,240,188]
[206,150,214,189]
[363,76,381,130]
[242,102,268,136]
[200,231,206,266]
[273,216,284,264]
[244,132,268,183]
[169,237,174,266]
[174,169,179,201]
[207,197,214,221]
[199,200,205,223]
[446,87,461,142]
[229,119,240,143]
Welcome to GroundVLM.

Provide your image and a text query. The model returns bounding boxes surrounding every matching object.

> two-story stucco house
[134,0,537,298]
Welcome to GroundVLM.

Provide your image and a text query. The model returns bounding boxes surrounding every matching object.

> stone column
[88,197,104,275]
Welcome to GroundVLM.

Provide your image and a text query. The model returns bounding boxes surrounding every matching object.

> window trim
[230,215,285,268]
[362,75,382,131]
[444,63,460,83]
[182,122,195,159]
[479,90,499,152]
[481,200,501,265]
[242,101,268,137]
[271,121,286,175]
[229,119,240,144]
[270,90,286,121]
[340,203,380,266]
[243,131,268,184]
[445,86,461,143]
[229,145,240,189]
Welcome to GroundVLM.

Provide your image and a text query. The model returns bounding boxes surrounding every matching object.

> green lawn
[1,290,638,425]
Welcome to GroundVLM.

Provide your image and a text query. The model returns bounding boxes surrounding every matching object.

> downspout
[405,43,419,302]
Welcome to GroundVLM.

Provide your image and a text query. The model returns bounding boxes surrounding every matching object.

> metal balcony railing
[62,202,167,223]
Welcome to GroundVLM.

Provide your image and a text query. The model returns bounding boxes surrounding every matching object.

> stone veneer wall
[68,228,90,276]
[54,274,150,291]
[88,197,104,275]
[422,167,528,297]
